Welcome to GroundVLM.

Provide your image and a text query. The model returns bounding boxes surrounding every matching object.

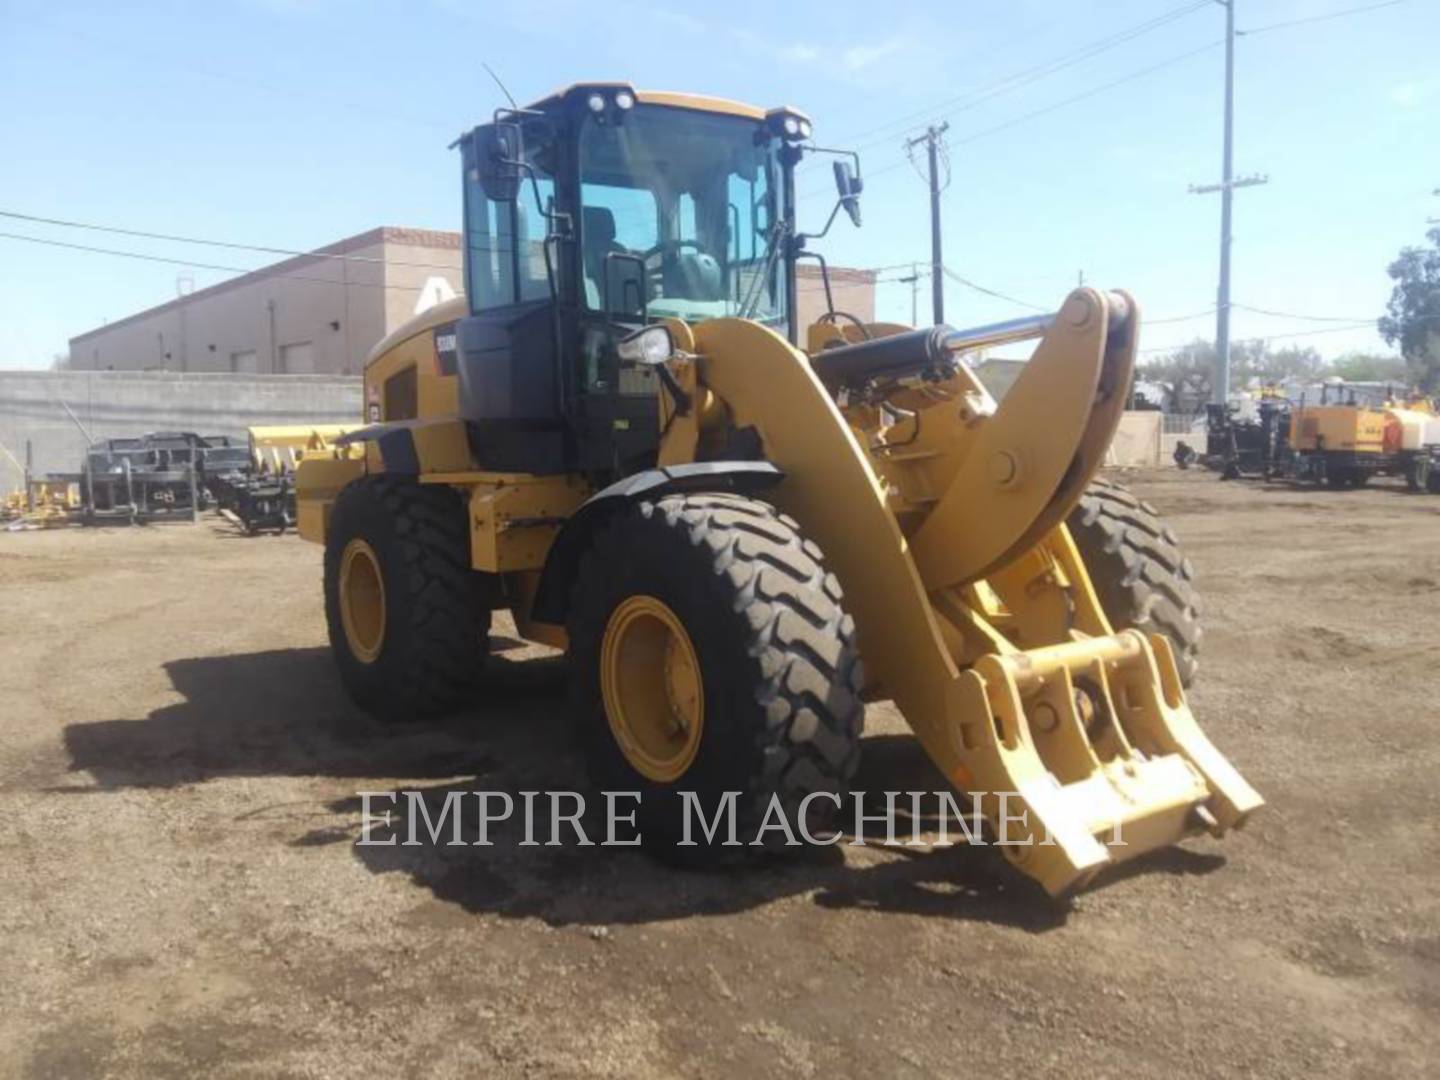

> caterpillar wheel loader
[296,83,1258,895]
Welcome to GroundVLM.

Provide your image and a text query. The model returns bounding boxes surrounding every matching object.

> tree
[1379,225,1440,391]
[1257,344,1324,383]
[1138,339,1213,412]
[1139,338,1317,411]
[1329,351,1408,383]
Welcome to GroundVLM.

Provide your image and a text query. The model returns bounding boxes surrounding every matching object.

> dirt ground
[1,468,1437,1078]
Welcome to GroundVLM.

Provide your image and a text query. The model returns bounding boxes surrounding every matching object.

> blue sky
[1,0,1436,369]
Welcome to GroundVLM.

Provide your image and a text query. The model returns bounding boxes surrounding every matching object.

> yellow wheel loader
[297,83,1260,895]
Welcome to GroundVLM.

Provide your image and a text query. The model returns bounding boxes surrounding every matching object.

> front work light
[587,93,606,113]
[616,325,676,366]
[615,90,635,110]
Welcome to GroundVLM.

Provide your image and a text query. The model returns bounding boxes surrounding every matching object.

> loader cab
[454,84,823,477]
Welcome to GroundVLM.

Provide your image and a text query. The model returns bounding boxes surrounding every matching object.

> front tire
[1066,478,1203,687]
[323,477,490,721]
[567,493,864,857]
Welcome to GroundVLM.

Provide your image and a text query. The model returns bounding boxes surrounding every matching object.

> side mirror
[833,161,863,227]
[476,122,523,203]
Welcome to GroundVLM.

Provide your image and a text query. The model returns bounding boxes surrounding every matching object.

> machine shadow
[328,773,1069,933]
[60,646,572,790]
[59,648,1211,930]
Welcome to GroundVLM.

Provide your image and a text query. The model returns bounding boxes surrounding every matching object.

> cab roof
[523,83,806,124]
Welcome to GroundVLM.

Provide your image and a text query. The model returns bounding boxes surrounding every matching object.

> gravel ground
[1,468,1437,1078]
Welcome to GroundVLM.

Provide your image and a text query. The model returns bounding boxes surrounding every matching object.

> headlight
[797,118,813,139]
[587,93,606,113]
[783,115,801,137]
[616,326,675,367]
[614,90,635,110]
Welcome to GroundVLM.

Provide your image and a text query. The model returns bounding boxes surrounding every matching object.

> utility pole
[176,276,193,373]
[1190,0,1267,406]
[897,262,921,326]
[906,122,949,325]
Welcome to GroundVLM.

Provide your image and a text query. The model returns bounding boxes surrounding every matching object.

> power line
[1232,302,1379,323]
[1148,307,1217,325]
[799,40,1222,203]
[1137,321,1382,354]
[940,265,1048,312]
[1,224,925,306]
[832,1,1212,152]
[0,231,433,292]
[0,209,460,272]
[948,40,1223,153]
[1238,0,1405,38]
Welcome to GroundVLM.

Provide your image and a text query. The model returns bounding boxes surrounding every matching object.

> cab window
[463,137,556,311]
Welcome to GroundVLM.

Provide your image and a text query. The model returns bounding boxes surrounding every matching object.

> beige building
[69,227,463,376]
[795,265,876,334]
[68,230,873,375]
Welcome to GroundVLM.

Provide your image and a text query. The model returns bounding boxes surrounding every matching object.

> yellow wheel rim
[600,595,704,783]
[339,538,386,664]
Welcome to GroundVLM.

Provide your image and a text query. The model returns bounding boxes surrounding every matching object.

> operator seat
[582,206,645,316]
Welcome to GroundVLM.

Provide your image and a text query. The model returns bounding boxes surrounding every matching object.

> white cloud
[782,43,820,64]
[651,7,707,34]
[840,36,907,73]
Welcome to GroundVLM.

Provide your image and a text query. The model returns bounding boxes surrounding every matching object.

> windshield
[578,105,787,326]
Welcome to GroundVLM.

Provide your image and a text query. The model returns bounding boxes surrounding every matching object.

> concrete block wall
[0,370,362,479]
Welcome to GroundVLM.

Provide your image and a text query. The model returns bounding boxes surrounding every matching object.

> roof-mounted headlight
[614,90,635,110]
[766,107,814,143]
[586,92,606,113]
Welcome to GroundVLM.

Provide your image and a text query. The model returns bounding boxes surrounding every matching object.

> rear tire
[1406,456,1431,493]
[567,493,864,858]
[1066,478,1203,687]
[323,477,490,722]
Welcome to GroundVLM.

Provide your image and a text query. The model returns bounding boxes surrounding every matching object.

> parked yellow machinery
[1287,384,1440,489]
[1,479,79,528]
[297,83,1259,894]
[248,425,355,475]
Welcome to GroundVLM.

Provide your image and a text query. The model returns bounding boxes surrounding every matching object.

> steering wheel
[639,238,713,268]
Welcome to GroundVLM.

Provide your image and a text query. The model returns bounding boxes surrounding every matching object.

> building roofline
[68,226,458,345]
[796,265,877,283]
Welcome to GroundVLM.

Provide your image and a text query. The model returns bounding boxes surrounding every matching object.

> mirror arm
[793,250,836,321]
[806,145,864,185]
[655,363,692,417]
[797,199,845,245]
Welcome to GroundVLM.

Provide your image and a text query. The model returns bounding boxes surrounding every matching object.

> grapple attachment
[954,632,1261,894]
[672,287,1263,895]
